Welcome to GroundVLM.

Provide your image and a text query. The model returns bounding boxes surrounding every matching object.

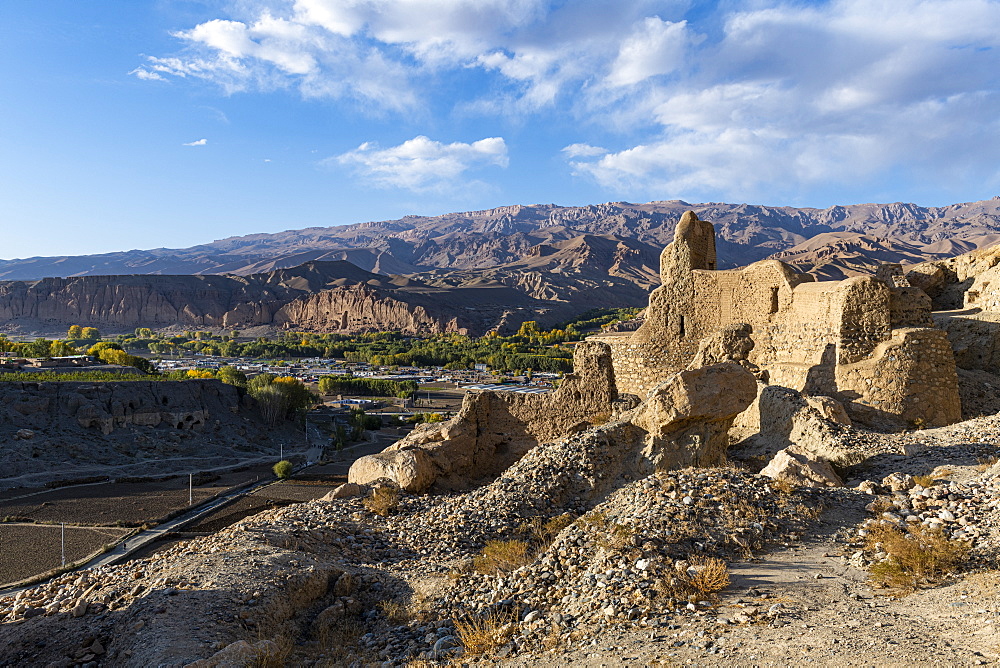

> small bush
[865,523,970,592]
[473,540,531,574]
[272,460,293,479]
[454,609,517,656]
[378,599,408,623]
[363,484,400,516]
[684,555,731,597]
[657,554,730,602]
[912,475,936,488]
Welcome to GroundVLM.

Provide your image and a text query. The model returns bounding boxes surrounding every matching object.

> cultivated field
[0,524,129,586]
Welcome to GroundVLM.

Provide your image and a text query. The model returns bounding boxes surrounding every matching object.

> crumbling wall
[596,210,962,429]
[834,328,961,428]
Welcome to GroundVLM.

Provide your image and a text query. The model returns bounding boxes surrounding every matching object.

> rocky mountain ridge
[5,198,1000,281]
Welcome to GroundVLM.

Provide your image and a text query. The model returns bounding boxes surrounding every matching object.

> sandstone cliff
[0,261,568,336]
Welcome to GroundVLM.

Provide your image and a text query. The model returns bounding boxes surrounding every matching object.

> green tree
[217,365,248,387]
[80,327,101,340]
[248,374,317,426]
[135,327,153,338]
[273,460,293,479]
[67,325,83,339]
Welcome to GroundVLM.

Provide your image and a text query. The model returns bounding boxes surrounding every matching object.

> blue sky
[3,0,1000,260]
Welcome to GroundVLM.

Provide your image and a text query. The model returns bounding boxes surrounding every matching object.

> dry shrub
[793,501,826,520]
[519,513,576,548]
[684,555,730,596]
[246,636,293,668]
[363,484,400,516]
[316,619,370,665]
[866,523,970,592]
[976,455,999,472]
[596,523,635,551]
[454,609,517,656]
[379,599,409,623]
[473,540,531,574]
[912,475,937,488]
[657,555,730,603]
[769,479,796,498]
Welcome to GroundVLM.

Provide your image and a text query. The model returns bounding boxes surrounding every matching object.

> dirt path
[509,496,999,667]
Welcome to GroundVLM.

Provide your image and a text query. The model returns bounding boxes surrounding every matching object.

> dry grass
[684,555,731,596]
[315,619,370,666]
[454,609,517,656]
[866,523,970,592]
[363,484,401,516]
[769,478,796,497]
[245,635,293,668]
[379,599,409,623]
[977,455,999,472]
[914,468,954,488]
[656,554,730,603]
[473,539,531,574]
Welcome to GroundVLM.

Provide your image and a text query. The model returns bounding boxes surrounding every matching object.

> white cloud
[139,0,1000,202]
[605,17,689,87]
[129,67,166,81]
[567,0,1000,200]
[136,0,690,112]
[183,138,208,146]
[333,135,508,191]
[561,143,608,158]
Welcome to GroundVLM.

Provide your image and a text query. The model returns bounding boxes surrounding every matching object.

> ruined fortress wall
[588,333,698,399]
[598,210,963,429]
[834,328,961,428]
[600,258,810,398]
[471,340,621,446]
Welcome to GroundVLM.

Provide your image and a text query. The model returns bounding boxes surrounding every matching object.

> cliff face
[0,261,563,335]
[273,286,465,335]
[0,378,299,488]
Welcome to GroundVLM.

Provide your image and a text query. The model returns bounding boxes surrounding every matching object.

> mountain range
[3,197,1000,334]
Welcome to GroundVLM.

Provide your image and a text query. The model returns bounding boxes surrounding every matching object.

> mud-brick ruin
[592,211,962,430]
[349,210,997,494]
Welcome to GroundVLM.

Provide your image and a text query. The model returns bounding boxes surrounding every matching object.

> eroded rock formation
[349,341,629,492]
[0,379,288,488]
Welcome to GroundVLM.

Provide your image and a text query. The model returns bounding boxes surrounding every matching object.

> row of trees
[317,376,418,398]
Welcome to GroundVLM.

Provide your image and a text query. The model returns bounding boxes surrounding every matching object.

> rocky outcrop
[760,447,844,488]
[730,384,862,465]
[349,341,626,492]
[625,363,758,471]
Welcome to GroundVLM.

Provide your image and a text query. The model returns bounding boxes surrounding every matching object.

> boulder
[348,448,437,493]
[731,383,862,465]
[320,483,364,500]
[803,395,852,426]
[185,639,280,668]
[761,447,844,488]
[881,472,916,492]
[628,363,758,469]
[687,322,766,380]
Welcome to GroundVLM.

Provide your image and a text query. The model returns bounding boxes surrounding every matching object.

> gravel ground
[0,415,998,666]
